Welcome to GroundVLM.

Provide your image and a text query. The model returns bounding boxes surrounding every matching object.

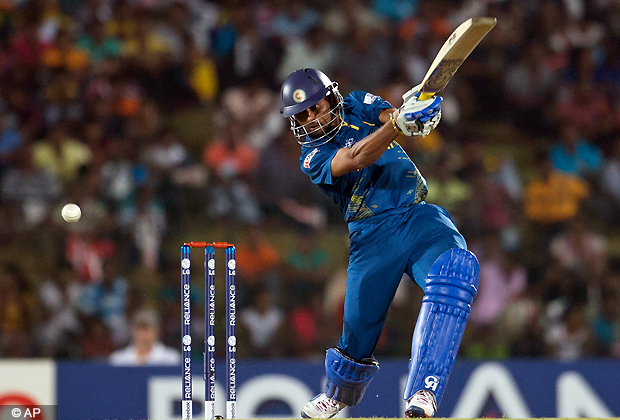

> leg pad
[324,347,380,406]
[403,248,480,406]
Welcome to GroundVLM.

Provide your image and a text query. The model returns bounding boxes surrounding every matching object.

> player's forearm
[331,122,400,177]
[349,122,400,166]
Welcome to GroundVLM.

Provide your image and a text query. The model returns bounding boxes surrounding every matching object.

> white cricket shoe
[301,393,346,418]
[405,389,437,418]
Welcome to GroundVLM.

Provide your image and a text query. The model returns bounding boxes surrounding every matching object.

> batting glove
[392,95,442,137]
[402,83,424,105]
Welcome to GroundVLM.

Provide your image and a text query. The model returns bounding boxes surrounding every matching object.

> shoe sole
[405,406,429,418]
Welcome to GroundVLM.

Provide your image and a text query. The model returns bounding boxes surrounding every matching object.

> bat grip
[418,93,435,101]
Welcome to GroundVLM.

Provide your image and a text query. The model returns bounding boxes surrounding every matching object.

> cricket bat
[403,17,497,103]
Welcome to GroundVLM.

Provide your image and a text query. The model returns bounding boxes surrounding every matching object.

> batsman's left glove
[391,95,442,137]
[402,83,424,105]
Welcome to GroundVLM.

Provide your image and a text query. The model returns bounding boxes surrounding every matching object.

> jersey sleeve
[299,144,339,185]
[347,91,394,125]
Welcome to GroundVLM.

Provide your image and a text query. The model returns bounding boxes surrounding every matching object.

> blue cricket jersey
[300,91,428,223]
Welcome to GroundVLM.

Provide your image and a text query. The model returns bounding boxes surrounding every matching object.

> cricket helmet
[280,68,344,146]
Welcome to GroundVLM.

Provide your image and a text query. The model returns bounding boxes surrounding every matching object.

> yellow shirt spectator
[524,172,589,224]
[188,50,218,102]
[426,176,471,215]
[121,36,169,57]
[33,127,92,185]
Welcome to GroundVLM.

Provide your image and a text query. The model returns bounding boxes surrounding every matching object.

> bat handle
[418,93,435,101]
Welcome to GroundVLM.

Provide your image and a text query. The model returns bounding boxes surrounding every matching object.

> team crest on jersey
[303,148,318,168]
[293,89,306,103]
[363,93,377,104]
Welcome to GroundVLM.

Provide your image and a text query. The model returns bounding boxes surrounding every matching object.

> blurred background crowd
[2,0,620,363]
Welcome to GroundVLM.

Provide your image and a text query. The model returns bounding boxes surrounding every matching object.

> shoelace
[415,394,430,405]
[316,398,340,412]
[413,391,437,411]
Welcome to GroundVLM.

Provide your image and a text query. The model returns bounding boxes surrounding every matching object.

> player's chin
[306,126,324,138]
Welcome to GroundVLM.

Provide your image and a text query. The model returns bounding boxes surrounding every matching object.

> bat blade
[413,17,496,101]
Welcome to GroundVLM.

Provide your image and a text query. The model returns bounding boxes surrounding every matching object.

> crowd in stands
[2,0,620,363]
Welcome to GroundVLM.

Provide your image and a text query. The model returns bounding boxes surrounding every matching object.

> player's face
[289,93,343,143]
[294,99,333,129]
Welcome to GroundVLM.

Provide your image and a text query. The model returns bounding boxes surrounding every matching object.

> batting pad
[324,347,380,407]
[403,248,480,405]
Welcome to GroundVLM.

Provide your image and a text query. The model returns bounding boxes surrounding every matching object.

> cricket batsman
[279,68,480,418]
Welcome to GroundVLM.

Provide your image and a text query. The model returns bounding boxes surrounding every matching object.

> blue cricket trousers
[339,203,466,360]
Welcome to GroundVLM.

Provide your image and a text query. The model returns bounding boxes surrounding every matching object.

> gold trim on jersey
[342,121,360,130]
[348,174,374,221]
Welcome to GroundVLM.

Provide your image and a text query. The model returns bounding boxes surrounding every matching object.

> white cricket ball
[61,203,81,223]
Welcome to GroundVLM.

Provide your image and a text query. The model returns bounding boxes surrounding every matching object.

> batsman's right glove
[391,95,442,137]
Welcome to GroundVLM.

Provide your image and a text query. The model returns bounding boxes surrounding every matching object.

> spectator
[282,228,330,307]
[462,165,515,240]
[64,228,116,283]
[469,233,527,327]
[238,288,286,357]
[550,123,603,180]
[185,37,218,103]
[0,264,37,357]
[424,154,471,224]
[77,20,121,64]
[549,215,607,285]
[0,114,23,173]
[43,69,84,126]
[81,316,116,360]
[142,127,188,174]
[234,226,280,301]
[502,288,545,357]
[118,185,167,270]
[100,136,142,211]
[544,303,595,360]
[121,13,170,66]
[270,0,320,39]
[32,122,92,187]
[73,0,113,33]
[79,258,129,345]
[108,309,181,365]
[1,143,61,227]
[601,137,620,223]
[555,79,616,142]
[592,281,620,356]
[105,0,138,42]
[257,130,329,224]
[36,267,82,358]
[276,25,336,82]
[524,150,589,226]
[42,30,90,73]
[288,287,325,357]
[220,77,281,150]
[334,24,395,92]
[11,23,44,74]
[503,41,556,135]
[323,0,385,39]
[203,122,261,223]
